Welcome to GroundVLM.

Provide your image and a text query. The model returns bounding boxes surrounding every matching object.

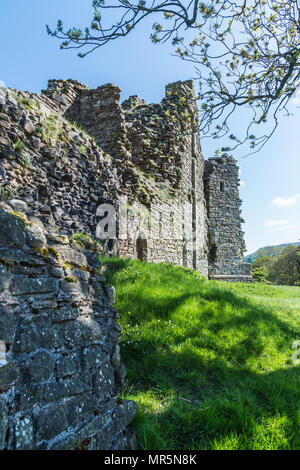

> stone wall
[0,206,136,450]
[57,78,209,276]
[204,154,252,281]
[120,80,208,275]
[0,85,118,241]
[65,84,132,164]
[0,78,250,281]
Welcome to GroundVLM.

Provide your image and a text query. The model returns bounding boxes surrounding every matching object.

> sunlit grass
[101,257,300,450]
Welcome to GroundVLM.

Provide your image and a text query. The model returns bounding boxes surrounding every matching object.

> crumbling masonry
[37,77,251,281]
[0,77,252,450]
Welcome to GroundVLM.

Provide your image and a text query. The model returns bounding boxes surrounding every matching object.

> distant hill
[245,242,300,263]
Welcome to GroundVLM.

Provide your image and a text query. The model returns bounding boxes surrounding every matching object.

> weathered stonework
[0,76,253,450]
[120,81,208,275]
[204,155,252,281]
[0,207,136,450]
[0,78,251,279]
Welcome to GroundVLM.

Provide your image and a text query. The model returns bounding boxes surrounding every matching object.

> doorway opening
[136,237,147,261]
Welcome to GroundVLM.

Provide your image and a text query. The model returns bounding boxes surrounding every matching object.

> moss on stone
[65,275,78,283]
[9,211,29,226]
[0,257,13,268]
[48,246,61,261]
[62,261,73,270]
[31,246,50,260]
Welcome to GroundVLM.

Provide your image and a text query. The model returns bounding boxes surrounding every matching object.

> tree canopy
[48,1,300,154]
[253,245,300,285]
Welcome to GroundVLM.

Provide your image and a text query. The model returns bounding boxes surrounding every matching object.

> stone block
[12,276,58,295]
[53,246,88,267]
[34,403,68,442]
[93,362,115,397]
[14,321,63,353]
[20,351,55,383]
[25,223,47,248]
[13,416,34,450]
[56,352,80,378]
[0,265,11,292]
[0,305,16,343]
[66,393,98,427]
[43,373,92,402]
[0,396,8,449]
[16,384,43,410]
[9,199,29,212]
[82,346,107,369]
[0,361,18,391]
[0,209,26,248]
[51,305,78,323]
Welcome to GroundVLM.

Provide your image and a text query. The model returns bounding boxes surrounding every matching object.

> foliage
[252,266,268,283]
[48,0,300,154]
[70,231,102,250]
[252,254,274,271]
[15,96,39,110]
[246,242,300,262]
[22,155,32,167]
[100,257,300,450]
[0,185,21,202]
[268,245,300,286]
[71,232,95,243]
[253,245,300,286]
[14,139,25,154]
[0,187,11,202]
[79,145,88,156]
[42,114,59,140]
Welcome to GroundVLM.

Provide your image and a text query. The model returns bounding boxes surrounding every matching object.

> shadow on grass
[124,336,300,449]
[104,258,300,449]
[129,358,300,450]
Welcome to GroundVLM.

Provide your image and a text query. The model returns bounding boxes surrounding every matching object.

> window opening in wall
[136,237,147,261]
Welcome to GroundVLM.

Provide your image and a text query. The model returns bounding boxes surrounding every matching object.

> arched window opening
[136,237,147,261]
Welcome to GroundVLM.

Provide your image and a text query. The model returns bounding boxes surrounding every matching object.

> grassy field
[102,258,300,450]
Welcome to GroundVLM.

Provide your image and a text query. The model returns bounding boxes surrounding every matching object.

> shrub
[252,266,268,283]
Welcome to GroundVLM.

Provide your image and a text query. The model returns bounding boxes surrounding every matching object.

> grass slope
[102,258,300,450]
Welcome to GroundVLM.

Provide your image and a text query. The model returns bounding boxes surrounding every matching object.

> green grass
[101,257,300,450]
[15,95,39,110]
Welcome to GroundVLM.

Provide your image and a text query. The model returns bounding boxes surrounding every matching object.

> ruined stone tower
[204,154,252,281]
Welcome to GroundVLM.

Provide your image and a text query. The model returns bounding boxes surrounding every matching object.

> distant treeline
[252,245,300,286]
[245,242,300,263]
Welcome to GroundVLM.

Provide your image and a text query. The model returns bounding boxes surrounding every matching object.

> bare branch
[47,0,300,153]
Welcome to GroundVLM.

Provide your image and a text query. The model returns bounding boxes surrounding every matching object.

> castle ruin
[1,77,251,282]
[0,77,252,450]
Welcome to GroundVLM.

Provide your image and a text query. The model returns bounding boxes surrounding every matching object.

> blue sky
[0,0,299,254]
